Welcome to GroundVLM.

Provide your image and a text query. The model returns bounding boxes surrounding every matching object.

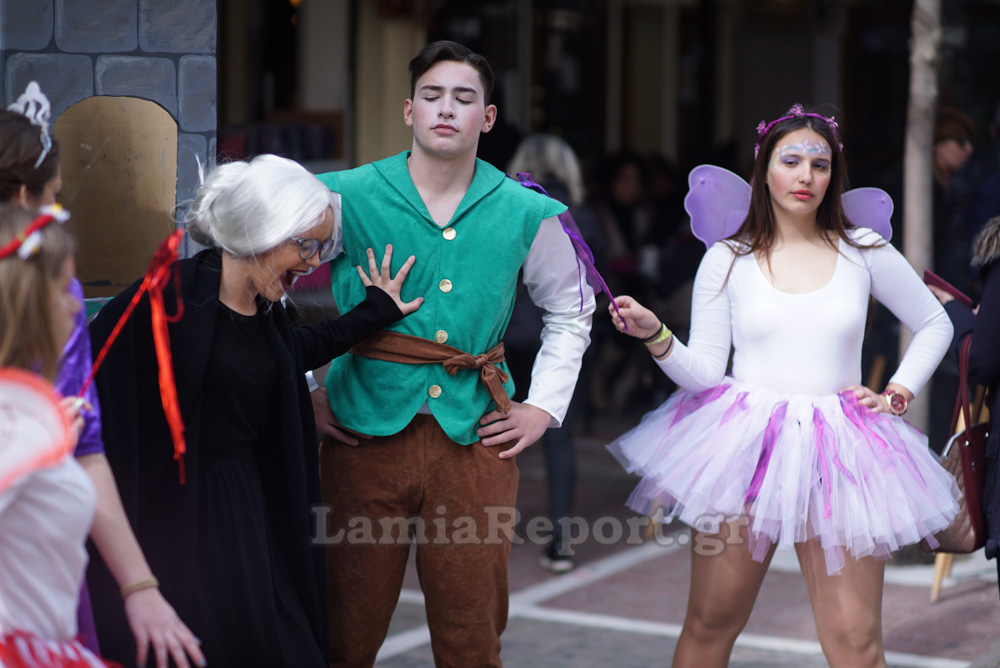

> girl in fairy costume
[608,105,960,667]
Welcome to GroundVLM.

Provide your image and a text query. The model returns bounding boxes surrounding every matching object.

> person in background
[506,133,601,573]
[593,151,657,300]
[933,107,977,293]
[930,108,979,456]
[929,214,1000,598]
[968,103,1000,278]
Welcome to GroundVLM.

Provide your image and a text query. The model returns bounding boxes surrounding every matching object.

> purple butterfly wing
[685,164,752,248]
[841,187,893,242]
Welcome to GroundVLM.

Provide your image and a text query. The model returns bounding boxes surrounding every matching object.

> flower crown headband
[0,205,70,261]
[7,81,53,169]
[754,104,842,157]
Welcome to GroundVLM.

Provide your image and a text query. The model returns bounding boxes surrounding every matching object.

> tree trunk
[901,0,941,432]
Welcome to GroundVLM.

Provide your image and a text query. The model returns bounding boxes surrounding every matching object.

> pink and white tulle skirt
[607,379,961,574]
[0,631,111,668]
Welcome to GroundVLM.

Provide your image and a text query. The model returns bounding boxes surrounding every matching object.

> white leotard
[658,228,953,397]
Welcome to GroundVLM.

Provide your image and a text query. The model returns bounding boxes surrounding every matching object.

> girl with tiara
[1,82,204,667]
[607,105,960,667]
[0,204,108,667]
[87,154,422,667]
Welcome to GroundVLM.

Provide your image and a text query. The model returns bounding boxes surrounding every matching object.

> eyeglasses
[287,236,336,261]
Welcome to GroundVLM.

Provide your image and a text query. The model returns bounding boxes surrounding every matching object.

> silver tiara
[7,81,52,169]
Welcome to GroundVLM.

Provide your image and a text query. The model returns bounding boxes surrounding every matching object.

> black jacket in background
[943,216,1000,595]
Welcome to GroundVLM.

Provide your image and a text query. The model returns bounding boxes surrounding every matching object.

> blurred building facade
[215,0,1000,183]
[5,0,1000,255]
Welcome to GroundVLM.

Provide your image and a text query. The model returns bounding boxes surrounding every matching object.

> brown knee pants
[319,415,519,668]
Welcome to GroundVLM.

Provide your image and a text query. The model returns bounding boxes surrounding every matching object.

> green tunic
[319,151,567,444]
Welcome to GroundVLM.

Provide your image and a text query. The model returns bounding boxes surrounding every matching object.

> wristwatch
[881,390,908,416]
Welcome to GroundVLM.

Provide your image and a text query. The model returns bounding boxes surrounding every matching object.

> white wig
[507,134,585,207]
[186,154,338,257]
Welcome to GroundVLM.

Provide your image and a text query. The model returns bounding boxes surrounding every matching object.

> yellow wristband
[643,323,672,346]
[120,576,159,598]
[653,335,676,360]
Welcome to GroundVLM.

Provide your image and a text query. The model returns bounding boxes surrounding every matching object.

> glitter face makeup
[769,140,832,174]
[777,141,831,158]
[766,128,832,218]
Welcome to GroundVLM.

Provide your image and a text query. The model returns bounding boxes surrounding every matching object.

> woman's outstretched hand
[357,244,424,315]
[608,295,662,340]
[125,587,206,668]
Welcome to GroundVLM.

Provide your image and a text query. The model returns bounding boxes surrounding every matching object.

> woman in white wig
[88,154,422,667]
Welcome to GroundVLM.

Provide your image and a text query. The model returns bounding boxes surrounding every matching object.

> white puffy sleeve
[521,216,596,426]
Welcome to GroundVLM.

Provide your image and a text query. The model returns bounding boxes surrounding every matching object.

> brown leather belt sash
[349,331,511,414]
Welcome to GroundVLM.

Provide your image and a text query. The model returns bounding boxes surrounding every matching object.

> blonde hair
[0,204,76,381]
[507,134,585,207]
[186,154,335,257]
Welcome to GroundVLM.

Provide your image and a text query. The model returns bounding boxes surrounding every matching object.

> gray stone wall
[1,0,217,257]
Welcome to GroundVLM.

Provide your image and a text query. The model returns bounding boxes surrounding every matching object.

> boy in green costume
[313,41,594,667]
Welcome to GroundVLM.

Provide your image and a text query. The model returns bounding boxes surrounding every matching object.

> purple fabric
[720,391,749,426]
[684,164,895,248]
[55,279,104,457]
[56,279,105,654]
[511,172,622,321]
[685,165,752,247]
[75,579,101,655]
[669,384,730,428]
[744,401,788,505]
[838,390,928,488]
[812,407,857,519]
[813,410,833,519]
[839,391,891,461]
[840,188,894,242]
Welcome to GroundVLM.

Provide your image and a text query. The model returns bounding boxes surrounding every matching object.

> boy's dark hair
[409,41,494,105]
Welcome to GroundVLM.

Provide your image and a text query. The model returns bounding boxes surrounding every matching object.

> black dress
[177,303,321,665]
[87,249,403,667]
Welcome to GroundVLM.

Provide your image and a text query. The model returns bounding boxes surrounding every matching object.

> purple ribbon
[670,384,730,428]
[720,391,749,426]
[839,391,892,463]
[744,401,788,505]
[511,172,626,327]
[838,390,926,487]
[812,407,857,519]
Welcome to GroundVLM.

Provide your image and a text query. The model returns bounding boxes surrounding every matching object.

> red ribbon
[80,229,187,483]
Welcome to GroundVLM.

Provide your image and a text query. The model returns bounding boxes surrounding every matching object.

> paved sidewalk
[371,417,1000,667]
